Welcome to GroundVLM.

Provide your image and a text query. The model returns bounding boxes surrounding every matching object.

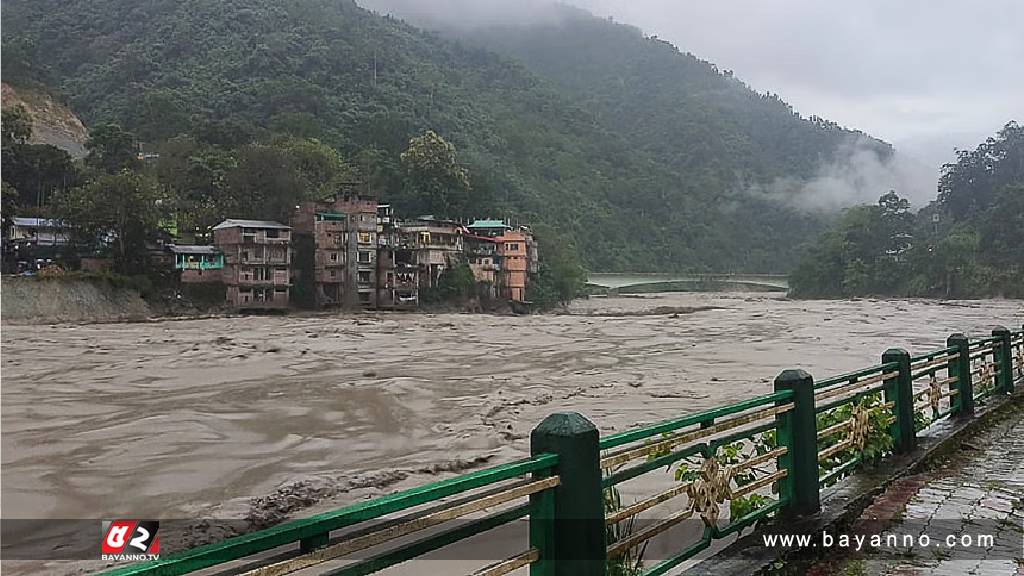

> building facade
[375,204,419,309]
[467,220,537,302]
[169,245,224,283]
[212,219,291,309]
[291,191,379,309]
[397,218,465,290]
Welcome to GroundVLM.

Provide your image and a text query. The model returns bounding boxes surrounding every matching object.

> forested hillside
[790,122,1024,299]
[3,0,889,272]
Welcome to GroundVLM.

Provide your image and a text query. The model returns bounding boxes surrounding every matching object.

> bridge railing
[102,325,1024,576]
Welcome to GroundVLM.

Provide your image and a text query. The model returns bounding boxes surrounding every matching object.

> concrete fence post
[882,348,916,453]
[773,369,820,516]
[947,333,973,416]
[992,326,1013,394]
[530,412,606,576]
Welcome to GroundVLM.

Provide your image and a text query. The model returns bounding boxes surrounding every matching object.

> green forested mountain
[790,122,1024,299]
[444,7,892,185]
[2,0,889,272]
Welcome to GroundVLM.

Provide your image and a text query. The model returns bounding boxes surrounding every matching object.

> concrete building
[3,217,71,273]
[212,219,291,309]
[398,217,464,290]
[169,245,224,283]
[375,204,418,309]
[291,191,378,309]
[467,219,537,302]
[463,234,498,300]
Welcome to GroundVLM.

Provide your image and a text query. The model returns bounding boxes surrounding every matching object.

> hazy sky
[571,0,1023,173]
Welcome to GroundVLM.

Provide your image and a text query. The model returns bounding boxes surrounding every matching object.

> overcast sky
[570,0,1023,174]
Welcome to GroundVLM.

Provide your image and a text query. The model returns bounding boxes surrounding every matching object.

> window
[266,229,279,238]
[329,269,336,278]
[358,271,371,284]
[358,251,372,263]
[358,232,371,243]
[359,292,371,303]
[330,252,338,262]
[242,250,249,261]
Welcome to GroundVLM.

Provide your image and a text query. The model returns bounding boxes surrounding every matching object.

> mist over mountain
[363,0,935,209]
[2,0,913,272]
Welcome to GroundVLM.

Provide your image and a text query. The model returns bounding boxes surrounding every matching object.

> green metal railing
[101,326,1024,576]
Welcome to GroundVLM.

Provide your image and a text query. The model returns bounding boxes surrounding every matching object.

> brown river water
[2,292,1021,574]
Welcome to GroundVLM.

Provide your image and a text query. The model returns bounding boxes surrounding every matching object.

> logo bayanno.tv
[101,520,160,561]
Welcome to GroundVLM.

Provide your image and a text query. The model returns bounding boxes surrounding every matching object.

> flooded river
[2,292,1021,573]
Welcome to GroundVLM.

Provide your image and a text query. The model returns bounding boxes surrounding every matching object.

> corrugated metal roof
[168,245,221,254]
[468,219,510,229]
[11,217,66,228]
[212,219,290,230]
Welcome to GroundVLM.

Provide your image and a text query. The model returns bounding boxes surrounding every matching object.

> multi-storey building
[375,204,418,309]
[397,217,464,290]
[291,189,378,309]
[467,219,537,302]
[212,219,291,309]
[463,233,498,300]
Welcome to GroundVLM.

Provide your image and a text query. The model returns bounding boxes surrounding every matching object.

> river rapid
[2,292,1021,573]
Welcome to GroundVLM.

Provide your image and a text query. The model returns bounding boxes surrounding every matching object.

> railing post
[530,412,606,576]
[882,348,915,453]
[947,333,973,416]
[299,532,329,553]
[992,326,1013,394]
[773,369,820,516]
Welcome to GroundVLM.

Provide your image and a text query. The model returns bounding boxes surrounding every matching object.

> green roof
[468,219,509,229]
[316,212,347,221]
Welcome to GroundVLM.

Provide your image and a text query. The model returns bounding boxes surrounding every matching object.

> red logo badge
[102,520,160,560]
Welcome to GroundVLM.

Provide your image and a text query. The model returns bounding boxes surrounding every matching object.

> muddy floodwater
[2,292,1021,573]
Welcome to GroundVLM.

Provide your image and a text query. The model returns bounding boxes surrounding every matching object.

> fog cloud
[746,139,935,212]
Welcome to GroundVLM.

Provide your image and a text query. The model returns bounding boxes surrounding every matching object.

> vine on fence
[816,392,894,486]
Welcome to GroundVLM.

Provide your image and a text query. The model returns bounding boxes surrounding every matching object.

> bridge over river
[587,271,790,291]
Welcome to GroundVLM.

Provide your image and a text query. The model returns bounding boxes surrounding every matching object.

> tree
[56,171,165,274]
[85,124,140,174]
[422,263,476,304]
[2,143,77,208]
[1,181,19,236]
[400,130,471,218]
[528,227,587,308]
[2,105,32,147]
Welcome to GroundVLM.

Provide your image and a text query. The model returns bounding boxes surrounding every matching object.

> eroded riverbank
[2,292,1021,572]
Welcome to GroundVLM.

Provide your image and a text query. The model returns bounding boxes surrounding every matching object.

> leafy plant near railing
[816,392,893,486]
[604,485,645,576]
[647,430,780,521]
[972,360,996,399]
[913,409,930,433]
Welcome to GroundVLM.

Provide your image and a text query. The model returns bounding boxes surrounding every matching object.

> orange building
[498,230,529,302]
[467,220,535,303]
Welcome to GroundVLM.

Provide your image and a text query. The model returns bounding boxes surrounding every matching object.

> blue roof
[468,219,510,229]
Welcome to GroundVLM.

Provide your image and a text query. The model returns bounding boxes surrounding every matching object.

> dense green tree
[527,227,587,308]
[55,171,165,274]
[2,109,78,209]
[421,263,476,304]
[791,123,1023,299]
[2,105,32,146]
[85,124,140,174]
[400,130,471,218]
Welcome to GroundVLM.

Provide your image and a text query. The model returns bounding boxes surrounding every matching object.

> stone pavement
[847,406,1024,576]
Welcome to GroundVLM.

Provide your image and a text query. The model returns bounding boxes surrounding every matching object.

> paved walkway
[848,407,1024,576]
